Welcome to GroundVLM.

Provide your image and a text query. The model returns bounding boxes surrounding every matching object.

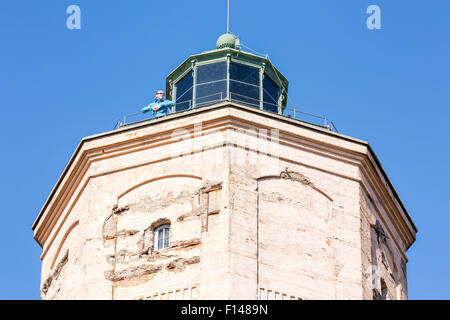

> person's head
[155,90,165,100]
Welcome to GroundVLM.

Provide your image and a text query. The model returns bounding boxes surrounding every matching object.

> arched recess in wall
[50,220,79,270]
[257,173,333,202]
[117,174,202,201]
[256,171,336,299]
[117,174,204,209]
[114,174,204,257]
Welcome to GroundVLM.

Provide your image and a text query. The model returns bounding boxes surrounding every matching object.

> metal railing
[113,93,338,133]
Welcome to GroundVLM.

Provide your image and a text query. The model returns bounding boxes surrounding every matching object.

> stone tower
[33,34,417,300]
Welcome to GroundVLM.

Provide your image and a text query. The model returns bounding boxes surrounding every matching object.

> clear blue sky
[0,0,448,300]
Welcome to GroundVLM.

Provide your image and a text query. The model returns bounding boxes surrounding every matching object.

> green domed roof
[216,33,236,49]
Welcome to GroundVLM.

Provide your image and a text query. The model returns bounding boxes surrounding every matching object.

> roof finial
[216,0,236,49]
[227,0,230,33]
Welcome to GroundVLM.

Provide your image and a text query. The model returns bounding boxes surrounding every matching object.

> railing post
[191,60,197,108]
[226,54,231,101]
[260,63,265,110]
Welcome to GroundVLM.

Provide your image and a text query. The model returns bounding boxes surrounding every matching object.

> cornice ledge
[358,150,416,249]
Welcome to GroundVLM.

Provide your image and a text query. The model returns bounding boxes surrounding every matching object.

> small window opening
[154,224,170,250]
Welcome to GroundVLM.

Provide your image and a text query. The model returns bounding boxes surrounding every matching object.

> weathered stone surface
[166,256,201,272]
[102,213,118,244]
[33,104,416,300]
[105,264,163,282]
[41,250,69,296]
[170,238,201,249]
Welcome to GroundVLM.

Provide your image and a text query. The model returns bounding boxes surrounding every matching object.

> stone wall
[34,104,415,300]
[360,189,408,300]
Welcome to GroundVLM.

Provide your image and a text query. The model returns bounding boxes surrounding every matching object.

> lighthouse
[33,34,416,300]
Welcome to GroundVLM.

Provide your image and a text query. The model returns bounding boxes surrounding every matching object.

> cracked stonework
[41,250,69,296]
[166,256,201,272]
[104,256,200,282]
[280,167,313,186]
[104,264,163,282]
[200,180,223,193]
[101,181,216,286]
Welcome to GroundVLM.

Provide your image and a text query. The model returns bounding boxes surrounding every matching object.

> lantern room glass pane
[263,74,280,113]
[196,62,227,84]
[175,70,193,112]
[230,81,260,108]
[230,62,261,108]
[195,62,227,106]
[229,62,260,85]
[196,81,226,106]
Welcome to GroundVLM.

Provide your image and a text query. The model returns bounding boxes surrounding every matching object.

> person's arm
[142,102,157,113]
[159,100,175,113]
[160,100,175,108]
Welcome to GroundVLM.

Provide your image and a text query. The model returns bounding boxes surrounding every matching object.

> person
[142,90,175,117]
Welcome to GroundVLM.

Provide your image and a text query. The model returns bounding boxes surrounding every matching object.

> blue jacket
[142,98,175,117]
